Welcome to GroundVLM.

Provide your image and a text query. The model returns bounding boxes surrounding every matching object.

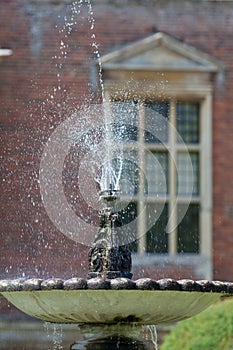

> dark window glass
[146,203,168,253]
[177,204,199,253]
[177,152,199,196]
[176,102,199,144]
[145,102,169,143]
[117,201,138,252]
[145,151,168,195]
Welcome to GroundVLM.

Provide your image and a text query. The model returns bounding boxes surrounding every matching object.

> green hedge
[161,298,233,350]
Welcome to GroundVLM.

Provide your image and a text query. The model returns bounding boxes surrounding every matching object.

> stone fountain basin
[2,289,221,325]
[1,278,232,325]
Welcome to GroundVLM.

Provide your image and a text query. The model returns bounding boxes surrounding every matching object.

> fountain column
[88,188,132,279]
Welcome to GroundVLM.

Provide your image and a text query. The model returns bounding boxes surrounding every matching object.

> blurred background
[0,0,233,347]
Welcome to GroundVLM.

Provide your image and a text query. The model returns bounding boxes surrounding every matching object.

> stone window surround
[100,32,223,279]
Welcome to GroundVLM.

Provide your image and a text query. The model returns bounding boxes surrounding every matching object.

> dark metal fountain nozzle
[99,184,120,204]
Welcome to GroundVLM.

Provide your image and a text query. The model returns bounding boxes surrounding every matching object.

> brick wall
[0,0,233,297]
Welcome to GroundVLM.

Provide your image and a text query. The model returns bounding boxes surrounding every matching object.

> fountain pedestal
[88,189,132,279]
[71,324,156,350]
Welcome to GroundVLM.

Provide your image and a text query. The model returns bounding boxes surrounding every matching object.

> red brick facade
[1,0,233,306]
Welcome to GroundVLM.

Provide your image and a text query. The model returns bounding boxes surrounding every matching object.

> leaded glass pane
[117,201,138,252]
[145,102,169,143]
[146,203,168,253]
[176,102,199,144]
[177,204,199,253]
[118,201,137,224]
[112,100,138,142]
[145,151,168,195]
[177,152,199,195]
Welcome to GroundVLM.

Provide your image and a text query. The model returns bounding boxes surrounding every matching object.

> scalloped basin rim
[2,289,222,325]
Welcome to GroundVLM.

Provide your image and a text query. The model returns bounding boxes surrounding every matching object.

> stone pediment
[100,32,222,72]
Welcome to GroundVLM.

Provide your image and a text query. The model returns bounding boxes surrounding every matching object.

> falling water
[44,322,64,350]
[149,325,158,350]
[142,325,158,350]
[52,324,63,350]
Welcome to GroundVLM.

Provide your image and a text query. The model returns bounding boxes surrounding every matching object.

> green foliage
[161,298,233,350]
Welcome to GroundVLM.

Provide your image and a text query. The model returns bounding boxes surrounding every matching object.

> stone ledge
[0,278,232,294]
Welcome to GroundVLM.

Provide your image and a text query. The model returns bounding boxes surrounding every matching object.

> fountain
[0,185,232,348]
[1,171,232,327]
[1,1,233,348]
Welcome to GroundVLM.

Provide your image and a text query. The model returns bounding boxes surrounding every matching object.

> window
[111,99,201,255]
[100,32,219,277]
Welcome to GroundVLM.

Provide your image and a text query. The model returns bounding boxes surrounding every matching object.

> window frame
[104,86,213,278]
[102,45,214,276]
